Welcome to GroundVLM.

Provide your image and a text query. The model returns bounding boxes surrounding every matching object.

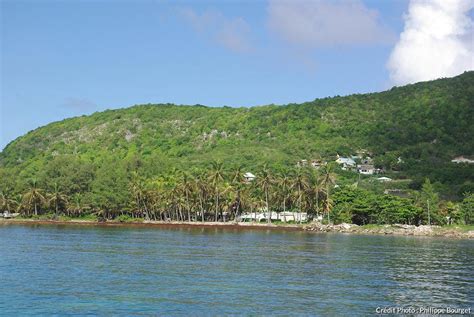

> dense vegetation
[0,71,473,224]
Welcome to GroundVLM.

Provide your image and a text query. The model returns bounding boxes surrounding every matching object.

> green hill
[1,71,473,199]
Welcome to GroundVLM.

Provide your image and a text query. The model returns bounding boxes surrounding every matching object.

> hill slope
[1,71,473,197]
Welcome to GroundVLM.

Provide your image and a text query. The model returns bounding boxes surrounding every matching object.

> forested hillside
[0,71,473,206]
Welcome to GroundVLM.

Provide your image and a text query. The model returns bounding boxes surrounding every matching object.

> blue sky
[1,0,473,150]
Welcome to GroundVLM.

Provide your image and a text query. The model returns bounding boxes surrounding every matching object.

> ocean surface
[0,224,472,316]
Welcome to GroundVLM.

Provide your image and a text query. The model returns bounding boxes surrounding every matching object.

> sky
[1,0,473,150]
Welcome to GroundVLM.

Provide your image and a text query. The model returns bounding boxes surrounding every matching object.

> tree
[276,171,292,222]
[0,188,19,214]
[419,178,439,225]
[208,161,225,222]
[320,164,336,223]
[22,179,45,216]
[66,193,89,217]
[195,172,210,222]
[47,182,69,218]
[460,192,474,224]
[178,171,193,222]
[257,164,273,224]
[129,173,148,219]
[230,165,245,219]
[292,168,309,223]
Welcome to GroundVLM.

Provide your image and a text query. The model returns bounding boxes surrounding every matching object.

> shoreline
[0,219,303,232]
[1,219,473,239]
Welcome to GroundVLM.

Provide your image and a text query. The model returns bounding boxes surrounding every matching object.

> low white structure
[243,172,256,182]
[451,156,474,164]
[357,164,376,175]
[239,212,308,223]
[377,177,392,182]
[311,160,325,169]
[335,156,356,170]
[2,211,19,219]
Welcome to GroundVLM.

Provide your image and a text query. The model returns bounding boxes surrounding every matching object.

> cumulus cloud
[179,7,252,53]
[388,0,474,85]
[267,0,395,47]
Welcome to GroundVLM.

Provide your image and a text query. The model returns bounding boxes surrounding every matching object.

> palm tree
[194,172,209,222]
[276,172,292,222]
[66,194,88,217]
[257,164,273,224]
[231,165,245,220]
[48,182,68,218]
[308,169,323,219]
[208,161,225,222]
[178,171,193,222]
[129,173,150,220]
[293,168,309,223]
[0,188,18,214]
[320,164,337,223]
[22,179,45,216]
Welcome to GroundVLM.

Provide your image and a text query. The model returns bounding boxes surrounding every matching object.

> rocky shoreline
[303,223,474,239]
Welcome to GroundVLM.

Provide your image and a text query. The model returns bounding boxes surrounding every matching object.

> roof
[377,177,392,181]
[336,157,356,165]
[357,164,375,169]
[451,156,474,163]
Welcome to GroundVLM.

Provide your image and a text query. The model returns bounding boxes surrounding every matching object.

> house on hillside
[311,159,326,169]
[296,159,308,167]
[357,164,381,175]
[451,156,474,164]
[335,155,356,170]
[243,172,256,183]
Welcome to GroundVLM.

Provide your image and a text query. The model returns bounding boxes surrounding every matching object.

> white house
[451,156,474,164]
[357,164,380,175]
[311,160,325,169]
[335,156,356,170]
[243,172,256,182]
[377,177,392,182]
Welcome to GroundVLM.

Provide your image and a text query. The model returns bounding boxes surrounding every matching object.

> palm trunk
[186,192,190,222]
[200,194,205,222]
[316,190,320,218]
[266,188,270,224]
[326,184,330,223]
[215,188,219,222]
[252,204,256,223]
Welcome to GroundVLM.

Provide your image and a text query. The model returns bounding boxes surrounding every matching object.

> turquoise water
[0,224,472,316]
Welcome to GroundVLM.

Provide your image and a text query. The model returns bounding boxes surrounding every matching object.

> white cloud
[179,7,252,53]
[266,0,394,47]
[388,0,474,85]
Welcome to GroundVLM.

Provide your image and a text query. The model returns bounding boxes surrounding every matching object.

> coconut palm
[276,171,293,222]
[293,168,309,223]
[0,189,18,214]
[257,164,273,224]
[48,182,69,218]
[129,173,150,220]
[193,172,209,222]
[22,179,45,216]
[66,193,89,217]
[208,161,225,222]
[178,171,193,222]
[230,165,245,219]
[320,164,337,223]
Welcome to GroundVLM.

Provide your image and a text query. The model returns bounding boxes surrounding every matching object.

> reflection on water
[0,224,472,315]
